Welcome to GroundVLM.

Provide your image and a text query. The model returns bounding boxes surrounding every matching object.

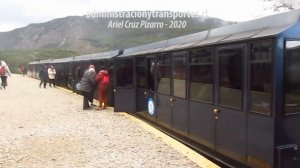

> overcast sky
[0,0,290,32]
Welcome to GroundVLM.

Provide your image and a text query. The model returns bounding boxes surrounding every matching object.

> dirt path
[0,74,200,168]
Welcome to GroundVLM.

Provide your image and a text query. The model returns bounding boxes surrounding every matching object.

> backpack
[0,66,6,75]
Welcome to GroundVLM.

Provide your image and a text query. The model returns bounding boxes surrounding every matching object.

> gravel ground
[0,75,200,168]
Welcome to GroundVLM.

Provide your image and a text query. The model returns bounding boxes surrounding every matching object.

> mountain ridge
[0,12,234,72]
[0,13,233,54]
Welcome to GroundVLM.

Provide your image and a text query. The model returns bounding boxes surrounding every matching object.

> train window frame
[249,40,273,116]
[156,53,172,95]
[135,56,146,89]
[189,47,214,104]
[284,39,300,115]
[217,45,245,110]
[171,51,188,99]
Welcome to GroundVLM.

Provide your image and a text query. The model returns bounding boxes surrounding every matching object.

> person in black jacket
[39,65,48,88]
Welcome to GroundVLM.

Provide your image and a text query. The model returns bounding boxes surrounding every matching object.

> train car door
[136,56,156,120]
[114,58,136,112]
[214,44,247,163]
[145,56,156,120]
[66,62,73,90]
[156,54,172,128]
[136,57,147,112]
[170,51,189,135]
[106,60,115,106]
[73,62,83,93]
[188,48,215,149]
[156,51,188,133]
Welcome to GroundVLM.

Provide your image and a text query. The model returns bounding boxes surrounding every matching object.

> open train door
[114,57,136,112]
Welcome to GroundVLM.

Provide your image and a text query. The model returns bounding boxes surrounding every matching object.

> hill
[0,11,233,72]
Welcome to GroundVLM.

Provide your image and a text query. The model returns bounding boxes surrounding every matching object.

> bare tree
[263,0,300,12]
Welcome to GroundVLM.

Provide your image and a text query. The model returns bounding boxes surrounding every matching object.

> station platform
[0,74,219,168]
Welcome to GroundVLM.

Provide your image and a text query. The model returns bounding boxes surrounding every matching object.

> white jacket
[0,60,11,77]
[48,68,56,79]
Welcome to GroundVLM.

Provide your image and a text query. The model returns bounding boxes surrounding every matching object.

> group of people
[38,64,109,111]
[39,65,56,88]
[79,65,110,110]
[0,60,11,90]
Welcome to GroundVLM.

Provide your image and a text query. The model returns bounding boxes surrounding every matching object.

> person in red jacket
[95,69,110,110]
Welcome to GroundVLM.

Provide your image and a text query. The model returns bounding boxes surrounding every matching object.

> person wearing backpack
[0,60,11,90]
[95,69,110,110]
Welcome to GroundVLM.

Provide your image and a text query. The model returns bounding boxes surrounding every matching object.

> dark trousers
[39,79,47,88]
[49,79,56,87]
[82,91,90,109]
[1,76,7,89]
[89,90,94,104]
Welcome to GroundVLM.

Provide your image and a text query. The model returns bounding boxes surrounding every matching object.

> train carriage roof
[40,59,53,64]
[34,59,53,64]
[28,59,53,65]
[120,9,300,57]
[73,50,120,62]
[28,61,40,65]
[28,50,120,65]
[51,57,74,63]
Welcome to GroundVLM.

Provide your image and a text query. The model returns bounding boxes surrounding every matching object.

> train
[27,9,300,168]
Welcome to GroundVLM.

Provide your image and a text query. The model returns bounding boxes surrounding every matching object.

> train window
[136,57,146,89]
[172,52,187,98]
[74,65,83,81]
[219,48,243,109]
[250,41,272,115]
[157,54,171,95]
[116,59,134,88]
[189,48,213,102]
[284,41,300,114]
[94,61,104,72]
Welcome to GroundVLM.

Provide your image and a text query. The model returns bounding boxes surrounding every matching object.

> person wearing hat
[48,65,56,87]
[95,68,110,110]
[88,65,97,106]
[79,64,96,110]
